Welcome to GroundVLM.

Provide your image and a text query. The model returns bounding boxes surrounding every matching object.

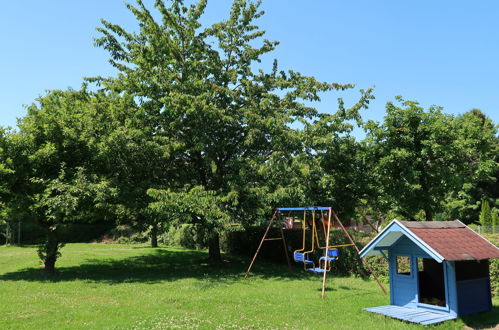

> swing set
[244,206,386,298]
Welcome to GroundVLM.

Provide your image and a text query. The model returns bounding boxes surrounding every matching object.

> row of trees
[1,0,497,273]
[480,199,498,230]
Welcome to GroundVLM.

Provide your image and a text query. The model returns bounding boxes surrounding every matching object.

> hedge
[151,225,499,297]
[220,227,378,277]
[0,221,114,245]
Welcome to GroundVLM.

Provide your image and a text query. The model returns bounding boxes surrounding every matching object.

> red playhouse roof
[400,221,499,261]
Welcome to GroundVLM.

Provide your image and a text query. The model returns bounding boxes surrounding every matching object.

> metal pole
[244,209,279,278]
[332,210,387,294]
[321,207,333,298]
[5,222,10,245]
[278,212,292,273]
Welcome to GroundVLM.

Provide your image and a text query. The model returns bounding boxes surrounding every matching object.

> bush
[0,221,114,245]
[484,233,499,297]
[58,223,116,243]
[490,259,499,297]
[0,224,6,245]
[108,225,148,244]
[221,227,383,277]
[161,224,208,249]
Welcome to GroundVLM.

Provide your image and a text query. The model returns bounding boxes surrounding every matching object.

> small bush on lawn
[161,224,208,249]
[490,259,499,297]
[109,225,148,244]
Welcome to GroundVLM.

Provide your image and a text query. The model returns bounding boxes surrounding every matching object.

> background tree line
[0,0,497,273]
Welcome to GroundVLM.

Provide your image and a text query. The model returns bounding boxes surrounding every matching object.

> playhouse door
[391,255,417,307]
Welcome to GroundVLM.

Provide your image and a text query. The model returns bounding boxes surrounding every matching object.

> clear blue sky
[1,1,498,139]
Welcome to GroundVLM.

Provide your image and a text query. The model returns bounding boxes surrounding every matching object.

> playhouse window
[396,256,411,275]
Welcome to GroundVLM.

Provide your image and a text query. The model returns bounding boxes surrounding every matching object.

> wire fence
[0,221,22,245]
[476,225,499,234]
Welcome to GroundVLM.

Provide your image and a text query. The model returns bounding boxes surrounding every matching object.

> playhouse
[359,220,499,325]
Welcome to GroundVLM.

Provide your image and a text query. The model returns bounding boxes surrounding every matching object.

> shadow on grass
[1,244,39,249]
[462,305,499,329]
[0,248,318,285]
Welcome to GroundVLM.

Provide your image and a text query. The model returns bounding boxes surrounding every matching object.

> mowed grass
[0,244,498,329]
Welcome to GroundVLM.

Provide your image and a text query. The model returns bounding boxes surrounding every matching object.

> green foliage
[1,243,496,328]
[148,186,229,225]
[365,98,460,220]
[443,109,498,223]
[1,0,496,276]
[364,98,498,223]
[162,224,207,249]
[31,167,116,225]
[93,0,373,258]
[4,88,126,272]
[37,240,65,263]
[30,166,116,270]
[492,209,498,233]
[0,128,14,198]
[0,128,16,234]
[480,199,492,226]
[491,258,499,297]
[222,227,378,277]
[94,93,175,247]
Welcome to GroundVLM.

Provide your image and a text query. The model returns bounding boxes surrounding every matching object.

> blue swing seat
[295,250,339,274]
[307,267,327,274]
[307,249,340,274]
[320,248,339,263]
[293,252,314,264]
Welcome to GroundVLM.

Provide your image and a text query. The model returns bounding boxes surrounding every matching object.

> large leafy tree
[9,88,123,273]
[0,128,15,234]
[365,97,461,221]
[93,0,373,260]
[444,109,498,223]
[303,107,372,220]
[96,103,178,248]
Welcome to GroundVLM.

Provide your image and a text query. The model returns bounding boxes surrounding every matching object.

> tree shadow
[462,305,499,329]
[0,248,317,285]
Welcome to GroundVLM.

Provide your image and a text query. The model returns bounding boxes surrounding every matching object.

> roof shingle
[403,221,499,261]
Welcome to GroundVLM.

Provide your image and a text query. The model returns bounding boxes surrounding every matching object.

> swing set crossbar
[277,206,330,211]
[328,243,355,248]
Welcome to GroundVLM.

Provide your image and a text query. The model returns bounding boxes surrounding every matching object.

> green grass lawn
[0,244,497,329]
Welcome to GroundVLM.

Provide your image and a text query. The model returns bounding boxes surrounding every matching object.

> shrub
[490,258,499,297]
[221,227,383,277]
[108,225,148,244]
[224,226,497,297]
[0,221,114,245]
[161,224,208,249]
[480,199,492,226]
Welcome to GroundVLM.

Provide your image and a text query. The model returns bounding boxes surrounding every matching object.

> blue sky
[1,1,498,139]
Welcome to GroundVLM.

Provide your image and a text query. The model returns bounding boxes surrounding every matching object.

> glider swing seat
[294,249,339,274]
[292,207,343,274]
[244,206,387,298]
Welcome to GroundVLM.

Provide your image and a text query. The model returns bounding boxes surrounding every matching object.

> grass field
[0,244,497,329]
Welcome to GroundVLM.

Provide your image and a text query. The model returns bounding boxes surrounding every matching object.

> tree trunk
[44,229,59,275]
[44,254,57,274]
[150,223,158,248]
[208,232,221,262]
[424,208,433,222]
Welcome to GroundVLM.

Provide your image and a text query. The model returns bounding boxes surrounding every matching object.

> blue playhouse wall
[454,260,492,315]
[387,235,493,316]
[388,235,458,316]
[360,220,496,322]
